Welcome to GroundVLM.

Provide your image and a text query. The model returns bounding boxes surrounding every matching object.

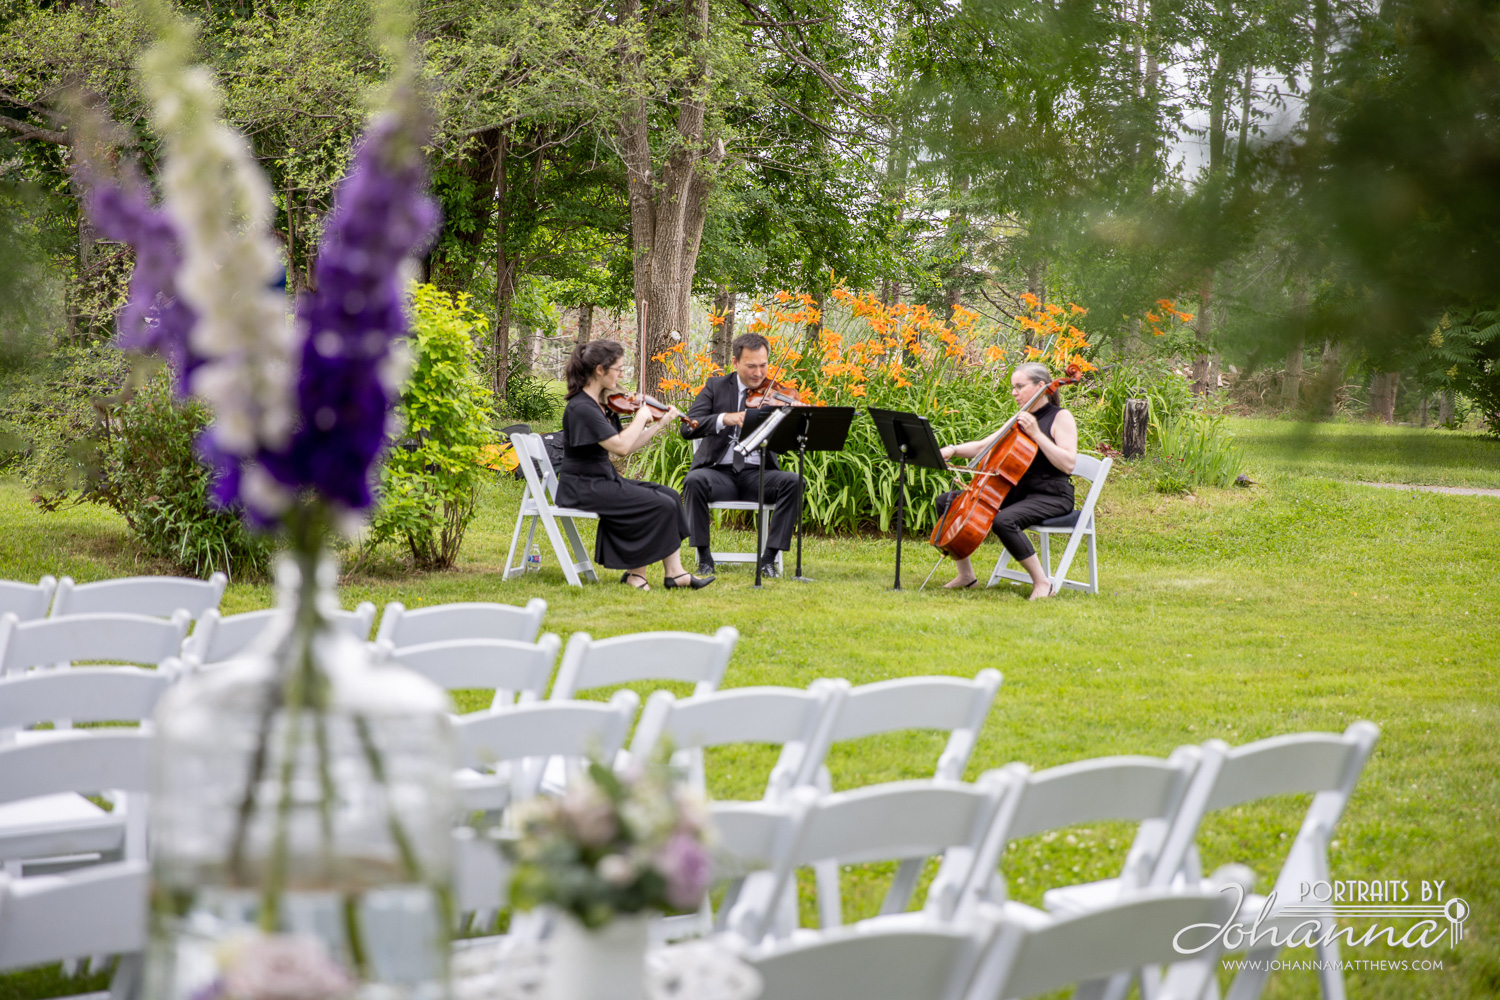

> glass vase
[146,546,456,1000]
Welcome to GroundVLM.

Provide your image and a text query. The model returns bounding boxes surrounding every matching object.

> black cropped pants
[934,488,1075,562]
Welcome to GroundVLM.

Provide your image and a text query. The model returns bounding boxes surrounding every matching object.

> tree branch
[0,113,69,146]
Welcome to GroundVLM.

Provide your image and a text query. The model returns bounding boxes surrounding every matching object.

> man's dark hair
[731,332,770,360]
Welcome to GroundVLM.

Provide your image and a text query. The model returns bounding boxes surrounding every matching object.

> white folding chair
[50,573,227,619]
[377,634,560,710]
[1160,723,1379,1000]
[374,598,546,646]
[727,775,1010,943]
[550,626,738,701]
[0,577,58,622]
[0,731,153,878]
[964,888,1237,1000]
[956,748,1204,917]
[805,668,1002,918]
[747,914,991,1000]
[0,612,191,680]
[0,861,148,984]
[502,433,599,586]
[988,453,1112,595]
[184,603,377,664]
[707,501,781,572]
[451,690,640,812]
[629,681,845,803]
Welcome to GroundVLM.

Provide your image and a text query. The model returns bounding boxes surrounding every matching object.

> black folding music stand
[763,406,857,582]
[867,408,948,590]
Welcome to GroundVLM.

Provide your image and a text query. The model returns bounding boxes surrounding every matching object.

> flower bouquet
[505,758,714,1000]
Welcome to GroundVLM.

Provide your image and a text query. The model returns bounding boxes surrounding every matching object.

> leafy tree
[365,284,498,570]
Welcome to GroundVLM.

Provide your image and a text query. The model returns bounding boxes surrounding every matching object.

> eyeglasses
[607,366,625,374]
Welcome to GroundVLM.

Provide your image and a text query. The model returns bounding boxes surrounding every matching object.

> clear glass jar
[147,549,455,1000]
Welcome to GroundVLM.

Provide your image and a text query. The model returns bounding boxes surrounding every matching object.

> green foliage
[1153,413,1247,491]
[1,346,270,578]
[95,376,274,578]
[367,285,498,570]
[1076,361,1197,452]
[500,346,558,423]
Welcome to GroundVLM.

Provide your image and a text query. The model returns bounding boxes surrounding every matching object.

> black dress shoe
[695,558,716,576]
[664,572,715,590]
[758,561,780,579]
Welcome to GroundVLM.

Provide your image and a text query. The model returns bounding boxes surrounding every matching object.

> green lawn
[1,417,1497,1000]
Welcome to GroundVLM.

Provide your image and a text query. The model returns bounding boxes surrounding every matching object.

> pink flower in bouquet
[654,831,712,910]
[222,934,353,1000]
[559,784,617,847]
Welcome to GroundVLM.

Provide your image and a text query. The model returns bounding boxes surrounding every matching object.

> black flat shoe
[664,572,715,590]
[620,572,651,591]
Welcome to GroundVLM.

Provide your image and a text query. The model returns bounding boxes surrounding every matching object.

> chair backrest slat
[386,635,559,706]
[375,599,547,647]
[551,627,738,699]
[751,924,982,1000]
[1204,733,1362,810]
[0,861,149,971]
[792,781,1000,867]
[0,577,57,623]
[0,612,190,674]
[976,889,1236,1000]
[0,668,172,730]
[190,604,378,664]
[654,687,825,748]
[454,690,639,769]
[1004,755,1193,841]
[826,672,1000,743]
[0,731,152,805]
[51,574,226,619]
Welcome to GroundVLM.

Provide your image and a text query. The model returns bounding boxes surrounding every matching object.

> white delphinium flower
[136,6,297,504]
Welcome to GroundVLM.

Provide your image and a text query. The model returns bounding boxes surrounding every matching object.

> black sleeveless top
[1013,402,1075,500]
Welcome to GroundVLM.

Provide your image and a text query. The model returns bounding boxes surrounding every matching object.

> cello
[929,365,1083,560]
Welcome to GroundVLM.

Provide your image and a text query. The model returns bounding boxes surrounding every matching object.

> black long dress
[554,392,690,570]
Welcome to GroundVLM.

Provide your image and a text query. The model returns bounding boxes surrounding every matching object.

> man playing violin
[680,332,805,578]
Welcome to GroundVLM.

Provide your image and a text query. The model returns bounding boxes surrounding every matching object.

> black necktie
[732,385,746,471]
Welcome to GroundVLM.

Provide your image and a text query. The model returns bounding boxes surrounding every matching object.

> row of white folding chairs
[705,720,1378,1000]
[0,573,227,622]
[0,854,1239,1000]
[187,598,549,666]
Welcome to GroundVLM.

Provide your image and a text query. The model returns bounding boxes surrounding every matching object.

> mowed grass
[0,417,1497,1000]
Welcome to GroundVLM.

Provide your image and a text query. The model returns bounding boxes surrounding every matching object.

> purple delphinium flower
[654,831,712,910]
[79,166,200,392]
[257,113,440,511]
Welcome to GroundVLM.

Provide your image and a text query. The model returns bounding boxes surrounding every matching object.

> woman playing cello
[934,362,1079,598]
[555,341,714,592]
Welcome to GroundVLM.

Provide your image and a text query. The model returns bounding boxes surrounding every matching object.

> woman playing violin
[935,361,1079,598]
[556,341,714,592]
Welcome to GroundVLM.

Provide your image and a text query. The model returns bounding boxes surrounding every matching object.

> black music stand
[763,406,857,582]
[868,408,948,590]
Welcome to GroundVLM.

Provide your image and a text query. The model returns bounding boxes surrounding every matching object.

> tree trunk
[618,0,725,398]
[576,302,593,345]
[1192,270,1216,394]
[711,285,735,368]
[1023,260,1046,347]
[1283,279,1307,406]
[493,129,513,404]
[1438,389,1455,426]
[1417,394,1429,426]
[1123,398,1150,458]
[1369,370,1399,423]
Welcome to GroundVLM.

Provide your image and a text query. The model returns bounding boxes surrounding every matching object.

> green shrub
[501,347,558,424]
[1154,412,1246,490]
[1077,361,1196,452]
[1,346,272,578]
[366,285,498,570]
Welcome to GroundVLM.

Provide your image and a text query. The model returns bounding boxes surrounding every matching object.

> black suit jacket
[681,373,784,471]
